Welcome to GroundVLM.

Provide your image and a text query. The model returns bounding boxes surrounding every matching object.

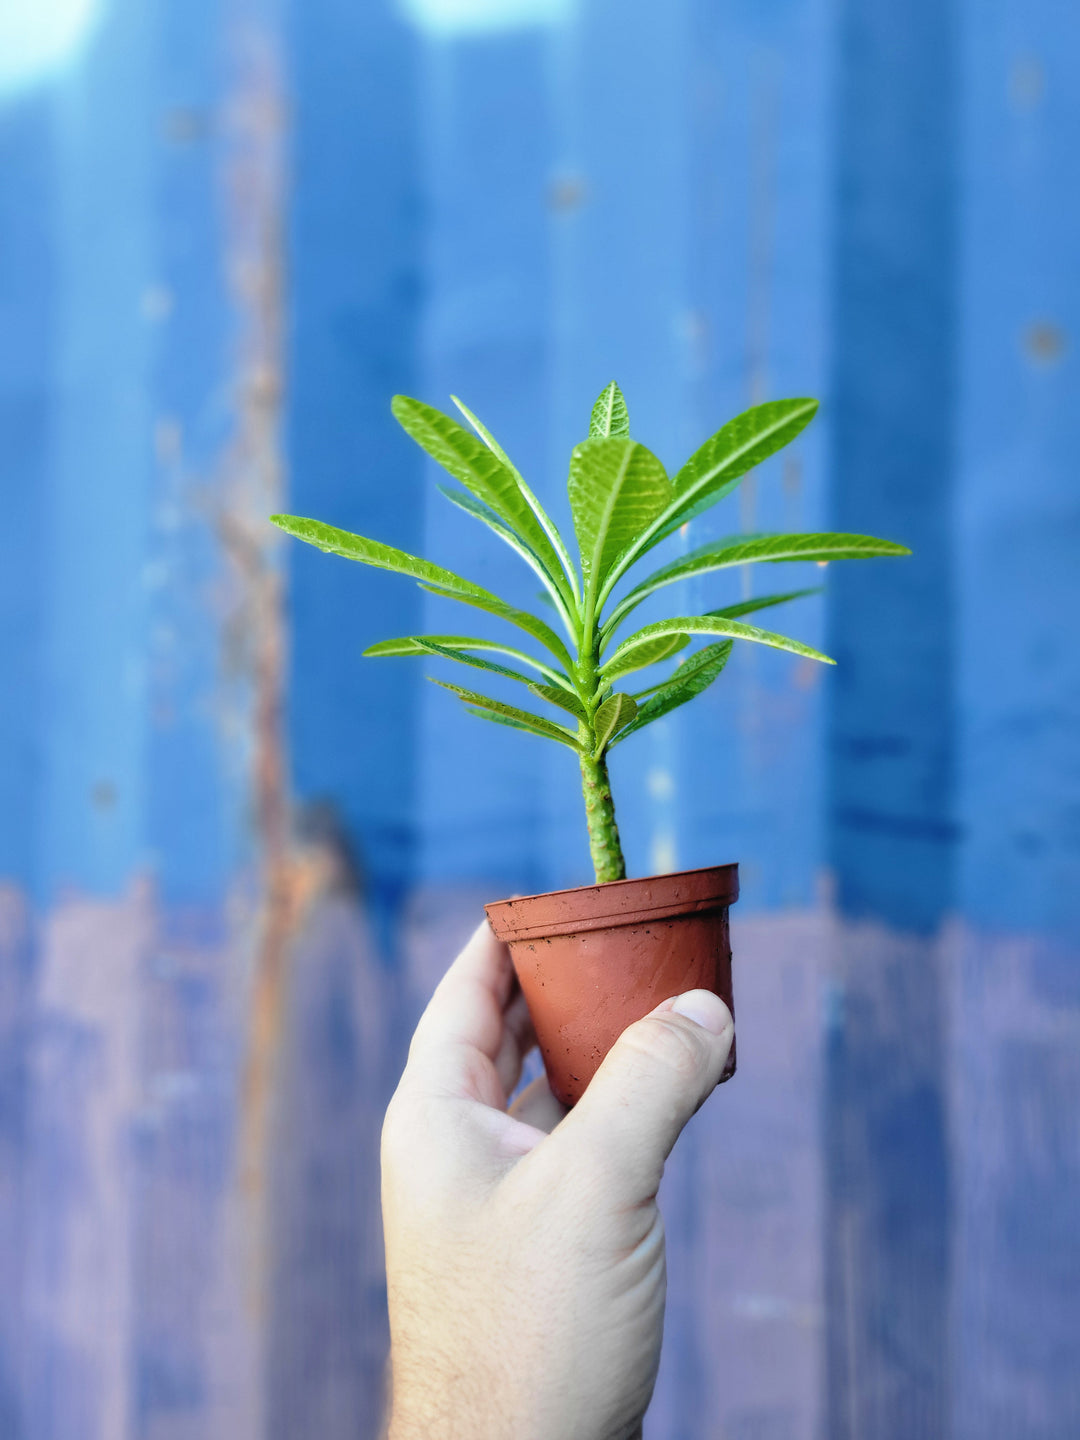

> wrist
[386,1370,514,1440]
[387,1402,507,1440]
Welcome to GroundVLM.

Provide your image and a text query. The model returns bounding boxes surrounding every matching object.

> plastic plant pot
[487,863,738,1107]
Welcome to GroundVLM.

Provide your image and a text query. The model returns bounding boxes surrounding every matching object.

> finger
[509,1073,568,1134]
[492,986,537,1099]
[550,989,733,1204]
[404,920,528,1105]
[408,920,511,1058]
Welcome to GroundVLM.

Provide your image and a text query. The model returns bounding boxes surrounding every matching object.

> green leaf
[437,485,576,633]
[412,639,545,690]
[419,583,573,670]
[464,706,544,738]
[603,531,909,634]
[568,438,674,604]
[364,633,569,686]
[600,631,690,685]
[589,381,630,438]
[667,396,820,514]
[606,614,835,671]
[452,395,581,603]
[272,512,489,592]
[269,514,575,669]
[596,398,821,606]
[528,682,587,720]
[616,643,733,741]
[631,641,735,700]
[593,692,638,753]
[393,395,574,607]
[705,588,821,622]
[431,679,582,751]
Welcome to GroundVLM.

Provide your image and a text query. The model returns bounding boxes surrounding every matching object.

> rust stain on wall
[211,2,301,1326]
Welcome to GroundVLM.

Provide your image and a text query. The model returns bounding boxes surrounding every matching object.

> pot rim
[485,862,739,942]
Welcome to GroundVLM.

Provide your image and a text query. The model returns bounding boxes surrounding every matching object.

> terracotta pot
[485,863,738,1107]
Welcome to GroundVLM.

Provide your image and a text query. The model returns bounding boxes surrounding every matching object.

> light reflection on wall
[0,0,103,95]
[397,0,570,37]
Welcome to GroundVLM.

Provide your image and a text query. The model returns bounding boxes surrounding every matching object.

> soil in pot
[486,863,738,1108]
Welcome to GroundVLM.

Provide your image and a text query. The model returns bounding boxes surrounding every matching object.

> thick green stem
[579,749,626,883]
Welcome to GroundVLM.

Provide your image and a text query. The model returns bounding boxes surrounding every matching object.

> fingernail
[671,990,732,1036]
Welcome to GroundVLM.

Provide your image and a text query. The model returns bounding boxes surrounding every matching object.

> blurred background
[1,0,1078,1436]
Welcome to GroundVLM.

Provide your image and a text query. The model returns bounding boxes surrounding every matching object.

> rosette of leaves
[272,384,908,883]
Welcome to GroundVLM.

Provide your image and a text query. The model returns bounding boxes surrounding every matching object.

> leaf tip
[589,380,630,438]
[269,513,305,538]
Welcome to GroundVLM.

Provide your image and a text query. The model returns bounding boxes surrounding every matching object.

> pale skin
[381,920,735,1440]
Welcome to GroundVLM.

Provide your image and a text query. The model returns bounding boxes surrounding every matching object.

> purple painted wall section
[949,925,1080,1438]
[0,0,1078,1437]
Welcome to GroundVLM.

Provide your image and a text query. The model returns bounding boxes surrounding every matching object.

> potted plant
[272,383,908,1104]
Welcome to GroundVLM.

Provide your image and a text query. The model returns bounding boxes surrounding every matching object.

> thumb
[555,990,734,1205]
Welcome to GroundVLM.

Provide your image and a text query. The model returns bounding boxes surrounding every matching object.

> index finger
[405,920,517,1096]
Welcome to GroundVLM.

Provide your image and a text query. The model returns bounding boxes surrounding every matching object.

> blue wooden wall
[0,0,1077,1436]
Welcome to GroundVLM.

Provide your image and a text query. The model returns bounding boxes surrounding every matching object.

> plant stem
[579,749,626,883]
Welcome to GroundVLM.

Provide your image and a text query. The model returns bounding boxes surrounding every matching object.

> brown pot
[485,863,738,1107]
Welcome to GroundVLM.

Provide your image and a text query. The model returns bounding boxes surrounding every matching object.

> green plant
[272,383,908,884]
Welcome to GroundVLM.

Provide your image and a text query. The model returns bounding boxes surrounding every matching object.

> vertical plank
[416,25,559,893]
[952,1,1080,1433]
[825,0,958,1434]
[286,0,426,931]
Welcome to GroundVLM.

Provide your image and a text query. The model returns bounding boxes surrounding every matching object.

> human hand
[381,919,734,1440]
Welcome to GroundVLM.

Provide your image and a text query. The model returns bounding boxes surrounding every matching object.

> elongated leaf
[606,614,835,670]
[431,679,581,751]
[616,643,733,741]
[705,588,821,622]
[593,692,638,753]
[589,381,630,438]
[529,682,587,720]
[271,514,575,668]
[465,706,558,741]
[596,398,820,605]
[631,641,734,699]
[393,396,573,605]
[272,513,492,593]
[665,396,819,517]
[452,395,581,603]
[601,631,689,685]
[364,633,570,686]
[438,485,576,633]
[412,639,542,690]
[419,584,573,669]
[674,400,814,496]
[569,438,673,603]
[603,531,909,633]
